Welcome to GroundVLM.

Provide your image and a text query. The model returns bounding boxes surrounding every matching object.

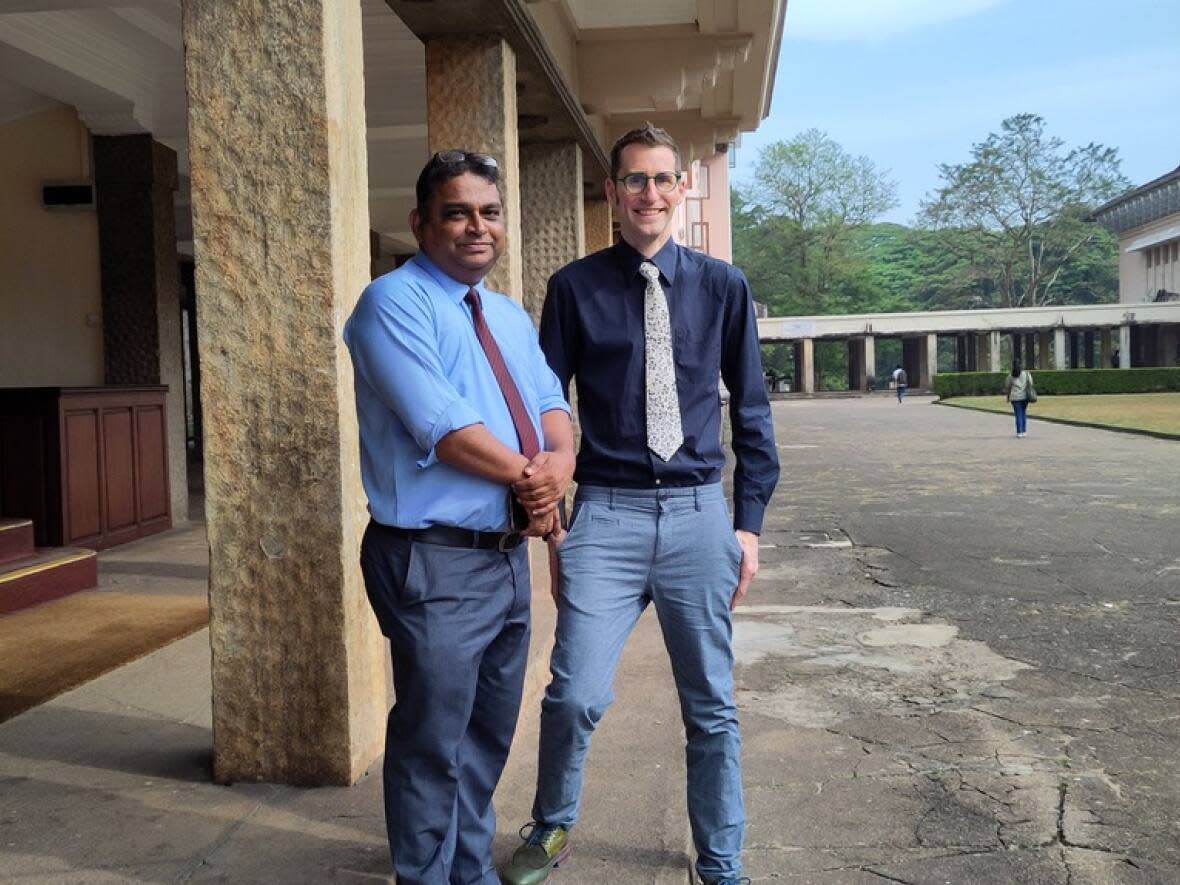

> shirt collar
[613,237,679,286]
[411,252,487,304]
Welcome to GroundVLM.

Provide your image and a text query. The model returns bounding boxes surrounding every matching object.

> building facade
[0,0,786,784]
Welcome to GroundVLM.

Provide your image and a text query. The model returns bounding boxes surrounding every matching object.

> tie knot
[465,288,482,310]
[639,262,660,284]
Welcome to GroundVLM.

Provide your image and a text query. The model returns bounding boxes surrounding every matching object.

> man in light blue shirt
[344,150,574,885]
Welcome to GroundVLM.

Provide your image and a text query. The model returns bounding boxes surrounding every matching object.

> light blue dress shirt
[344,253,569,531]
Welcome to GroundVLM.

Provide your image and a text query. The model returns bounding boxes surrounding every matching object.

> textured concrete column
[1053,328,1067,370]
[93,135,188,529]
[520,142,585,322]
[425,36,522,303]
[989,331,1002,372]
[1038,331,1052,370]
[184,0,386,785]
[1119,324,1132,368]
[583,197,612,256]
[800,338,815,395]
[864,335,876,390]
[1100,329,1112,367]
[921,334,938,389]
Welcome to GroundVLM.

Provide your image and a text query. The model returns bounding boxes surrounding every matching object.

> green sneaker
[499,821,571,885]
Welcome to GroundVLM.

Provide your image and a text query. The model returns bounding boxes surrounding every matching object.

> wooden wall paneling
[63,409,103,545]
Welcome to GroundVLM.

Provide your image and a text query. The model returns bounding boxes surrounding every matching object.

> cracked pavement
[733,396,1180,884]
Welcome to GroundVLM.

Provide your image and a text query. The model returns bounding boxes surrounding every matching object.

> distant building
[1092,165,1180,365]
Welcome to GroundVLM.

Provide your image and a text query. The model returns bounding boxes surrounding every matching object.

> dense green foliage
[934,368,1180,398]
[736,118,1126,324]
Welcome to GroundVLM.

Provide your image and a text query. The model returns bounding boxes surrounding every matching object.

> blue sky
[732,0,1180,225]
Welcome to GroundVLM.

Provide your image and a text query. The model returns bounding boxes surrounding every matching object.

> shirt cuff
[415,398,483,468]
[734,500,766,535]
[539,397,571,415]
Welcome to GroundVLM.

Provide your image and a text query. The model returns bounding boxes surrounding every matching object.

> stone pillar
[989,331,1002,372]
[800,338,815,395]
[1038,331,1052,370]
[921,333,938,389]
[425,36,522,303]
[1119,324,1132,368]
[183,0,386,785]
[1053,328,1067,370]
[1100,329,1112,368]
[1084,331,1096,368]
[520,143,585,322]
[583,197,612,255]
[864,335,876,391]
[93,134,189,529]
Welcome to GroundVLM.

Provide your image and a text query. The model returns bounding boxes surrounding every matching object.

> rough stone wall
[183,0,386,786]
[583,198,612,255]
[425,36,523,303]
[521,142,584,323]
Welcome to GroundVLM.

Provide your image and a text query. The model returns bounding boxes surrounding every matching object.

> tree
[739,130,899,313]
[919,114,1128,307]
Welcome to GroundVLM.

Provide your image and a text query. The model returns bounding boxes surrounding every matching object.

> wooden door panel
[64,411,102,543]
[136,405,169,522]
[102,408,136,532]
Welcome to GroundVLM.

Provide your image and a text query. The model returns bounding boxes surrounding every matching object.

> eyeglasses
[615,171,682,195]
[432,150,499,170]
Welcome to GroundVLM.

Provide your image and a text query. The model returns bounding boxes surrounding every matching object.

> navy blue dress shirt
[539,238,779,533]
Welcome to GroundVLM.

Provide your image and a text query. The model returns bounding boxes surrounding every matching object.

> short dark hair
[415,150,501,216]
[609,123,682,180]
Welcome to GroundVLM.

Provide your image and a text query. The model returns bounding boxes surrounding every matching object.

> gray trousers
[360,521,531,885]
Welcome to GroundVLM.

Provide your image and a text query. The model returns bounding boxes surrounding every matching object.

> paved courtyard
[1,395,1178,884]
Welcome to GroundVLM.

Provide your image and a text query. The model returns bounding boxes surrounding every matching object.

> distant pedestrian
[1111,348,1121,368]
[1004,360,1036,438]
[892,364,907,402]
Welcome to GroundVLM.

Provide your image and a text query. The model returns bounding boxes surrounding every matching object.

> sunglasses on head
[432,150,499,170]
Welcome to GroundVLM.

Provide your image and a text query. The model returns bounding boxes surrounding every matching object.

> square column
[1119,325,1132,368]
[1053,328,1067,370]
[799,338,815,394]
[184,0,386,785]
[93,134,188,529]
[864,335,876,390]
[520,142,585,322]
[583,197,612,255]
[989,331,1002,372]
[425,36,523,302]
[921,333,938,389]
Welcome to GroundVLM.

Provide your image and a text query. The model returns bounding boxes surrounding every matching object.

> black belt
[381,522,525,553]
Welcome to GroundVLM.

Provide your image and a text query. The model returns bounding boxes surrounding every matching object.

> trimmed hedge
[934,368,1180,399]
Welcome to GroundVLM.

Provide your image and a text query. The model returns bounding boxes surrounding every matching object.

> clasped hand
[513,450,574,538]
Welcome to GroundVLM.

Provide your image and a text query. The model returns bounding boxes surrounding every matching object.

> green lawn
[944,393,1180,437]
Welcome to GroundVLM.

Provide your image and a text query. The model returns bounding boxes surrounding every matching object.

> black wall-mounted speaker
[42,182,95,209]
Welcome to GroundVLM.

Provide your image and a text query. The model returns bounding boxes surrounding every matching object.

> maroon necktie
[465,288,540,459]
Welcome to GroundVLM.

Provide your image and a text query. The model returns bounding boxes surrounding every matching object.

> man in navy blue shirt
[345,151,574,885]
[501,125,779,885]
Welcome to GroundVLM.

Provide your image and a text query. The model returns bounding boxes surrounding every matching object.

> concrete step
[494,604,694,884]
[0,518,35,565]
[0,547,98,615]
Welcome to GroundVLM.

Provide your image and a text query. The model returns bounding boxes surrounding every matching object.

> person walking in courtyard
[344,150,574,884]
[1004,359,1036,438]
[892,364,907,402]
[499,124,779,885]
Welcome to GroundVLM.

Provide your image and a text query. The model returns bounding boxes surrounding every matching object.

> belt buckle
[497,530,523,552]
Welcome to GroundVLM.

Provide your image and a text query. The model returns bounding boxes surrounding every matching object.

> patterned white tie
[639,261,683,461]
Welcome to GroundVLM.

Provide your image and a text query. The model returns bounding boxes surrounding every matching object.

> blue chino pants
[533,483,745,881]
[360,522,531,885]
